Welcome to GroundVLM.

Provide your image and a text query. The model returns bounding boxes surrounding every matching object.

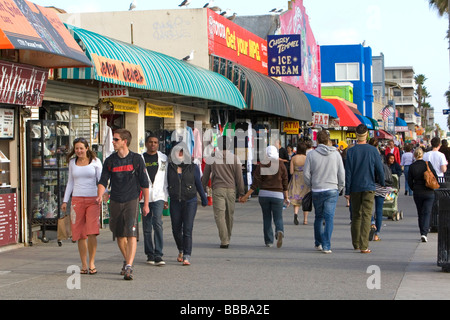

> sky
[31,0,450,132]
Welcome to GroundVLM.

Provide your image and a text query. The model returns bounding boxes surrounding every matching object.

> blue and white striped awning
[59,25,247,110]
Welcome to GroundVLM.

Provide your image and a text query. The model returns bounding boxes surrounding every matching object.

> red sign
[313,113,329,127]
[0,61,48,106]
[0,192,17,247]
[207,9,268,75]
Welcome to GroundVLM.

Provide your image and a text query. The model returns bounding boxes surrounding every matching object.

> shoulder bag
[424,161,440,190]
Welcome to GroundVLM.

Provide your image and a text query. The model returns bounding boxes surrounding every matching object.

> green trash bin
[163,198,170,216]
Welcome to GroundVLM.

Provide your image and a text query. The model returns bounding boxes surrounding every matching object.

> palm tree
[429,0,448,15]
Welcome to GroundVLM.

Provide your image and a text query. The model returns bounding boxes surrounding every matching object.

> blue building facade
[320,44,374,118]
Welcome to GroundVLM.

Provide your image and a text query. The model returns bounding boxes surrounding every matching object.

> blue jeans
[312,190,339,251]
[258,197,284,245]
[371,195,385,235]
[413,192,434,236]
[169,198,197,258]
[142,200,165,259]
[404,165,413,195]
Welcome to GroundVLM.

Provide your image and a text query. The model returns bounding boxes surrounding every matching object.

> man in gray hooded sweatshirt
[304,130,345,253]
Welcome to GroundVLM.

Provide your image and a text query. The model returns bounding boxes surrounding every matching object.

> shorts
[109,198,140,239]
[70,197,100,241]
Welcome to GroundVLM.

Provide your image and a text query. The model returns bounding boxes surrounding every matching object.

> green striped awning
[59,25,247,110]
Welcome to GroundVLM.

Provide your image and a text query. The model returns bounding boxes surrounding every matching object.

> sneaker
[421,235,428,242]
[154,257,166,266]
[123,265,133,280]
[265,243,273,247]
[276,231,283,248]
[314,245,323,251]
[146,257,155,265]
[120,261,126,275]
[322,249,332,254]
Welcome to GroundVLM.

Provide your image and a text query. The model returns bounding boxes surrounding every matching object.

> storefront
[0,1,91,247]
[57,25,247,159]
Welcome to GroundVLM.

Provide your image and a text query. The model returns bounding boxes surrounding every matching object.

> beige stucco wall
[59,9,210,70]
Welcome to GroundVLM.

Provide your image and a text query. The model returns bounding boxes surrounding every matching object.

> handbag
[302,191,312,212]
[424,161,440,190]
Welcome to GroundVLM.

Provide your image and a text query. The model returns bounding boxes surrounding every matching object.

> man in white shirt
[142,134,169,266]
[424,137,448,177]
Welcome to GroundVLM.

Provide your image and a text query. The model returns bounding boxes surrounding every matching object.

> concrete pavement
[0,191,449,301]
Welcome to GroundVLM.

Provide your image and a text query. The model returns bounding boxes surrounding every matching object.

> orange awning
[323,98,362,127]
[0,1,91,68]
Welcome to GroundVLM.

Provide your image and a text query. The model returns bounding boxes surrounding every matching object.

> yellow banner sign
[145,103,174,118]
[110,98,139,113]
[91,53,147,86]
[283,121,299,134]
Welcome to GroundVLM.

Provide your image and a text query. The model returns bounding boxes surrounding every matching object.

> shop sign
[329,118,340,128]
[99,83,129,98]
[395,126,408,133]
[110,97,139,113]
[207,9,268,75]
[313,113,329,127]
[0,108,14,139]
[0,192,17,247]
[283,121,299,134]
[278,0,321,97]
[91,53,146,87]
[267,35,301,77]
[0,61,48,107]
[145,103,174,118]
[346,132,356,139]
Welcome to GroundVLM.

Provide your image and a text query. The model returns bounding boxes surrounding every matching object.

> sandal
[373,235,381,241]
[183,258,191,266]
[177,253,183,262]
[89,267,97,275]
[360,249,372,254]
[80,269,88,274]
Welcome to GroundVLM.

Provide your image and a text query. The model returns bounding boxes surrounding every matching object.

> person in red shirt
[385,140,400,164]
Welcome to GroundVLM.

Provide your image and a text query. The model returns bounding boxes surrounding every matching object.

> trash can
[430,175,450,232]
[436,188,450,272]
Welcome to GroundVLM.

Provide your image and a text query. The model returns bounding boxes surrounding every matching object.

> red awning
[376,129,394,140]
[0,1,91,68]
[323,98,362,127]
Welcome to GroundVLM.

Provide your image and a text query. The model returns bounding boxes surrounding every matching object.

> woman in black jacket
[167,145,207,265]
[408,147,438,242]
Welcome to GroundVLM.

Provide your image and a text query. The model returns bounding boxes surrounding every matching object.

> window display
[26,118,70,243]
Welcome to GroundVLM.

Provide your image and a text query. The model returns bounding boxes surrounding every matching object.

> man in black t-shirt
[97,129,149,280]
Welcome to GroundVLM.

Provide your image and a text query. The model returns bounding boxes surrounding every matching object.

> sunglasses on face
[113,138,121,142]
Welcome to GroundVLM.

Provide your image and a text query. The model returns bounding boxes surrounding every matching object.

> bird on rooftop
[228,13,237,21]
[203,0,214,8]
[220,9,232,17]
[210,6,221,12]
[182,50,195,61]
[129,0,136,10]
[179,0,191,7]
[269,7,284,13]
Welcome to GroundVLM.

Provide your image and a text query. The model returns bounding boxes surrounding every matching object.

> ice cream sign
[267,35,301,77]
